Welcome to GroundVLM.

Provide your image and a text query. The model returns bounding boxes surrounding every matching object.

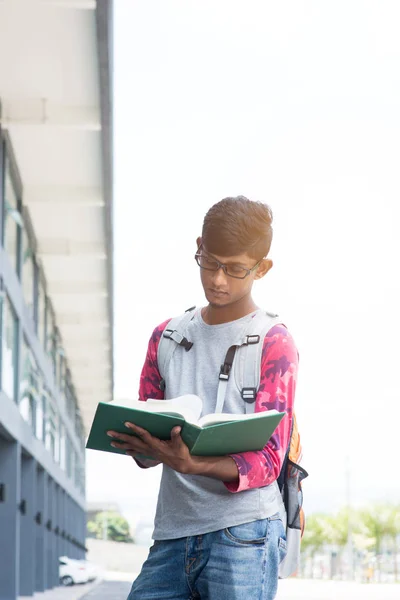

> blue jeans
[127,514,287,600]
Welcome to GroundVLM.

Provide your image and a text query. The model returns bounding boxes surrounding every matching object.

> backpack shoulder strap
[157,306,196,391]
[234,310,282,414]
[215,310,281,414]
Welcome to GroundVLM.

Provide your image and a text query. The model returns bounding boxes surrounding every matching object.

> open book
[86,394,285,457]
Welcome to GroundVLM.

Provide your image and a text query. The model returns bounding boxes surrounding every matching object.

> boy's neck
[202,297,258,325]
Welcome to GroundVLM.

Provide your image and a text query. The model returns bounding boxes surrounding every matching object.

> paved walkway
[277,578,400,599]
[18,572,135,600]
[80,581,131,599]
[19,580,99,600]
[20,574,400,600]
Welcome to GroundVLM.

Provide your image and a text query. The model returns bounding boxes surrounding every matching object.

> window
[37,280,46,349]
[74,450,85,493]
[1,294,18,401]
[53,331,64,387]
[80,464,86,494]
[22,230,35,321]
[36,388,45,441]
[66,435,74,480]
[65,376,76,422]
[58,351,66,391]
[19,338,35,428]
[45,307,56,376]
[19,338,44,438]
[75,409,83,441]
[3,160,21,274]
[59,424,66,471]
[44,391,60,462]
[74,451,81,488]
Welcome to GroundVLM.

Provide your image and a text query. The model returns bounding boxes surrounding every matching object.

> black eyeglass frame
[194,245,264,280]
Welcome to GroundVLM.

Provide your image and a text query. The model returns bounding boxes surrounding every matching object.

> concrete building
[0,1,114,598]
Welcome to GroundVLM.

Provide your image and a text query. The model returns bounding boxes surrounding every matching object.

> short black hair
[201,195,273,259]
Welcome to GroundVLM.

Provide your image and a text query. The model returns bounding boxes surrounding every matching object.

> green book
[86,394,285,457]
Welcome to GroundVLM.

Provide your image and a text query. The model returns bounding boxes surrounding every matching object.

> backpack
[157,306,308,579]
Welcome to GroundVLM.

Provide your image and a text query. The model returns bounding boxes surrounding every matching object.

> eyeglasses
[194,246,263,280]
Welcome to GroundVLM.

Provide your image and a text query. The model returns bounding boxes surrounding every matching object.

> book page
[197,409,280,428]
[109,394,203,425]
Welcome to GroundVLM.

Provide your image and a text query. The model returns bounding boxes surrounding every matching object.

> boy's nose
[211,266,228,286]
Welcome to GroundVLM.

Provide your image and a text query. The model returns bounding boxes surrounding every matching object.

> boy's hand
[106,423,196,475]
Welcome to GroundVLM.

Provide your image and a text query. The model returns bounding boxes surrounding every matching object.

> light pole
[102,511,108,541]
[345,455,355,580]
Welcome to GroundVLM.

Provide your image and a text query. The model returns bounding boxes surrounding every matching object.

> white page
[109,394,203,425]
[197,409,280,428]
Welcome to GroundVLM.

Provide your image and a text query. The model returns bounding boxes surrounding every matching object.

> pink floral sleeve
[225,324,298,493]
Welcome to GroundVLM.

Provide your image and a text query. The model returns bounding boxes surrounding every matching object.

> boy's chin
[206,295,230,308]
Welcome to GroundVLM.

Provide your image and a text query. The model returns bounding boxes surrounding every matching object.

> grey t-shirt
[153,308,281,540]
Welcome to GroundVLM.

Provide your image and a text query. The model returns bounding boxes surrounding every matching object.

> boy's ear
[196,236,202,249]
[254,258,273,280]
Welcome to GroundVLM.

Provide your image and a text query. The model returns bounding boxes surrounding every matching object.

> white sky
[86,0,400,530]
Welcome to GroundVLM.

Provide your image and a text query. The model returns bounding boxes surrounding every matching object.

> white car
[77,559,100,581]
[59,556,90,586]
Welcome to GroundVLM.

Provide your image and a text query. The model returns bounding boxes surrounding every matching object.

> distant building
[0,1,114,599]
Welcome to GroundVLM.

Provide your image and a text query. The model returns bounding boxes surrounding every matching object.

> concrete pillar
[72,499,78,559]
[71,499,77,559]
[19,453,36,596]
[81,505,86,559]
[60,488,66,557]
[54,483,61,568]
[46,475,56,590]
[78,502,84,559]
[75,501,80,559]
[52,482,59,587]
[0,436,21,600]
[0,131,3,235]
[35,466,47,593]
[79,502,84,559]
[65,493,72,558]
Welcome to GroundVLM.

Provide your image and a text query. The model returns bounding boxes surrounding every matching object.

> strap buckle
[246,335,260,345]
[219,363,232,381]
[163,329,193,352]
[241,387,257,402]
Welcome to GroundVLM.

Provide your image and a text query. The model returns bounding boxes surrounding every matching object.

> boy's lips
[209,289,228,297]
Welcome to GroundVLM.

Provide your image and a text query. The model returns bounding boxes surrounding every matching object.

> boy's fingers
[171,427,183,443]
[124,422,147,436]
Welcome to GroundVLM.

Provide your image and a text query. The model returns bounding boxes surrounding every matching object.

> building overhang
[0,0,114,430]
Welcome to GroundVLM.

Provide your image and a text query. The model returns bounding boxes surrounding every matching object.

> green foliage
[301,513,328,555]
[323,508,353,549]
[358,504,400,553]
[357,504,400,581]
[87,511,133,543]
[300,502,400,581]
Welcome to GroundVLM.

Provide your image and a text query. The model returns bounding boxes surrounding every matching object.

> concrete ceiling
[0,0,114,430]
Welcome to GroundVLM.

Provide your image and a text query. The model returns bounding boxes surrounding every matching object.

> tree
[323,509,350,578]
[87,511,133,543]
[300,514,328,578]
[358,504,399,582]
[385,505,400,582]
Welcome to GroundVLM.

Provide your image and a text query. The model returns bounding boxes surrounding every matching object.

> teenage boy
[108,196,298,600]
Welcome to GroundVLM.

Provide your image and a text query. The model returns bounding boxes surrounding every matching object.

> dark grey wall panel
[0,437,20,600]
[0,393,84,508]
[19,453,36,596]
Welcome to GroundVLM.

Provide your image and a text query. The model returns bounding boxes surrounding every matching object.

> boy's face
[196,237,273,308]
